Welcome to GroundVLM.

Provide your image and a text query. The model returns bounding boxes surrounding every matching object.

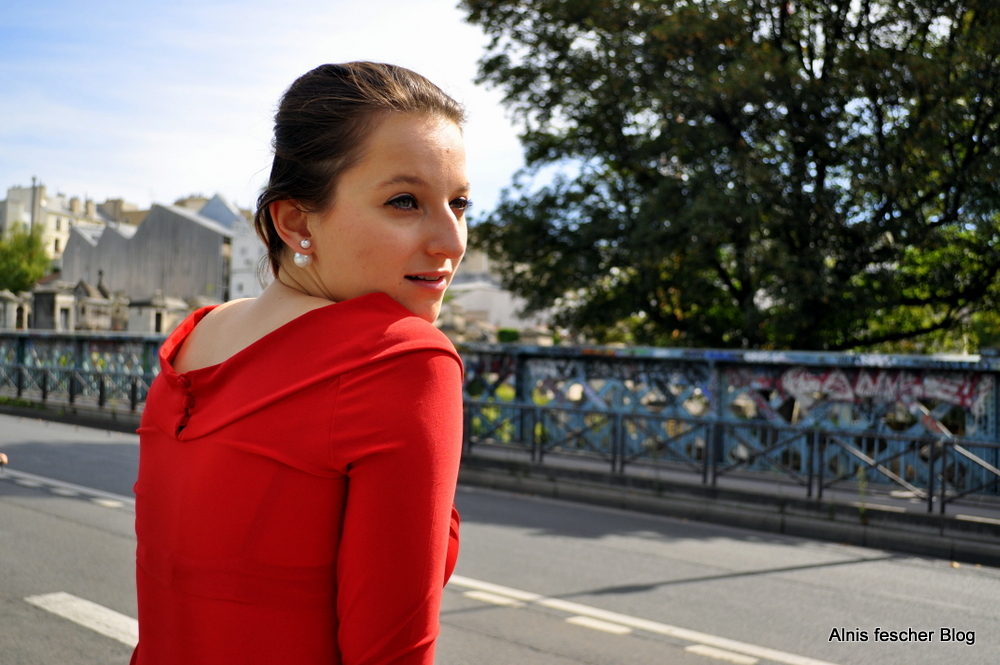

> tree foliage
[0,225,50,293]
[462,0,1000,350]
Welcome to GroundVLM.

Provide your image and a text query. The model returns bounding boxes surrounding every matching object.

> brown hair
[254,62,466,277]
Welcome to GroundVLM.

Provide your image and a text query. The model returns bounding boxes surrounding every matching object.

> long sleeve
[133,295,463,665]
[331,349,464,665]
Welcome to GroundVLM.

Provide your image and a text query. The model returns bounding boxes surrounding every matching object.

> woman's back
[132,293,464,664]
[133,61,470,664]
[170,286,330,374]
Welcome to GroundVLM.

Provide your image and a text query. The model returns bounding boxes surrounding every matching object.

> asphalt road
[1,413,998,665]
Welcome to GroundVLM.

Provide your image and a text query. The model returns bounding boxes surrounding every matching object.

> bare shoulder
[173,285,330,373]
[172,298,257,373]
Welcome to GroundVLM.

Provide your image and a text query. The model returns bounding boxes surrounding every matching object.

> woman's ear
[270,200,312,249]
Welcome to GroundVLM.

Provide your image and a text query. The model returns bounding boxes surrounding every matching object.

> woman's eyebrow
[378,174,427,188]
[377,175,472,196]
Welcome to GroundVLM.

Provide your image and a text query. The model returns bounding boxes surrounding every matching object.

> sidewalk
[0,397,142,434]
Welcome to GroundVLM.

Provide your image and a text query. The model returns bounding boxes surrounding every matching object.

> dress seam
[326,375,344,471]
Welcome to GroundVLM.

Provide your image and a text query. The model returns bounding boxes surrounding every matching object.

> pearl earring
[293,239,312,268]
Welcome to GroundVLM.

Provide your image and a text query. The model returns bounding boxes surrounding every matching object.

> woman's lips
[405,274,449,291]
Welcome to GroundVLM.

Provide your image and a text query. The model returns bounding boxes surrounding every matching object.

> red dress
[132,293,463,664]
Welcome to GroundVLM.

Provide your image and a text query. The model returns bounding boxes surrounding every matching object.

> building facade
[128,291,190,334]
[229,218,269,300]
[0,290,31,330]
[447,249,551,333]
[62,200,234,304]
[0,182,120,268]
[198,195,268,300]
[31,282,77,331]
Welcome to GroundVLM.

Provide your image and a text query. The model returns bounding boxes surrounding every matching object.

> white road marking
[25,592,138,647]
[2,468,135,507]
[92,498,125,508]
[957,513,1000,526]
[566,615,632,635]
[449,575,841,665]
[450,575,542,602]
[849,501,906,513]
[463,590,526,607]
[686,644,760,664]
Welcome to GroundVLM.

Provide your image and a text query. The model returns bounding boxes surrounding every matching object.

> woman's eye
[386,194,417,210]
[450,197,473,211]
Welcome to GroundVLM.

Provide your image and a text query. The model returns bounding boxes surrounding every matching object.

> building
[196,195,269,300]
[128,291,190,334]
[229,217,269,299]
[62,196,236,304]
[31,281,77,331]
[97,198,147,226]
[0,181,133,269]
[173,195,210,211]
[0,290,31,330]
[446,249,551,333]
[72,279,113,331]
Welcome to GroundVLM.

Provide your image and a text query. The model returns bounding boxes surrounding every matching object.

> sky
[0,0,524,216]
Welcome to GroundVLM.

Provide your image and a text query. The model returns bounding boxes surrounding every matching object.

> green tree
[462,0,1000,350]
[0,225,50,293]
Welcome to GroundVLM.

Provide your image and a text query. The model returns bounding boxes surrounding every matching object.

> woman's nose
[427,208,467,260]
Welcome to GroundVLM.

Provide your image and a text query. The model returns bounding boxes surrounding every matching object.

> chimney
[85,199,96,218]
[70,197,82,214]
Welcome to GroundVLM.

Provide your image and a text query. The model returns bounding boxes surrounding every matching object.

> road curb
[0,401,141,434]
[458,456,1000,567]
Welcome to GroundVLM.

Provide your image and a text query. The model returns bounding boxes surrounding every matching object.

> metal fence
[3,330,999,513]
[461,344,1000,513]
[0,330,161,412]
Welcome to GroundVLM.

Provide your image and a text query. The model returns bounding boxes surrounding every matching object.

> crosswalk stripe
[2,468,135,507]
[566,615,632,635]
[25,592,138,647]
[686,644,760,664]
[449,574,841,665]
[463,590,527,607]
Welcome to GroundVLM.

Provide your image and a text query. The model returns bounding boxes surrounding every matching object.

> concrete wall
[32,292,76,331]
[128,306,187,334]
[230,219,268,299]
[62,204,232,301]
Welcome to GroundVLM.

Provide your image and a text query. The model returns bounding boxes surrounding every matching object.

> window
[59,307,70,331]
[155,312,163,333]
[54,238,60,253]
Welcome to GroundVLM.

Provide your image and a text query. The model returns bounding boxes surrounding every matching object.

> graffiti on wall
[729,367,993,414]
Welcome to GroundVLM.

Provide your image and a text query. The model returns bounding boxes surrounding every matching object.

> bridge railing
[3,330,999,512]
[461,343,1000,514]
[0,330,161,412]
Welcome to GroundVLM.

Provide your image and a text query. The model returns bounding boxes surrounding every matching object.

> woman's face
[306,113,469,323]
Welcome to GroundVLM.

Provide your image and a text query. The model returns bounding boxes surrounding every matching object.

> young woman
[132,62,469,664]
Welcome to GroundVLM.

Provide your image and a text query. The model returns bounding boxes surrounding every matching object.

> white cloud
[0,0,523,213]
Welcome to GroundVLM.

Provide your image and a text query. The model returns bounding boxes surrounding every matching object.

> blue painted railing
[460,343,1000,512]
[2,330,998,512]
[0,330,161,411]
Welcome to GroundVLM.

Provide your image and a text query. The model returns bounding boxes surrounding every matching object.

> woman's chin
[390,296,441,324]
